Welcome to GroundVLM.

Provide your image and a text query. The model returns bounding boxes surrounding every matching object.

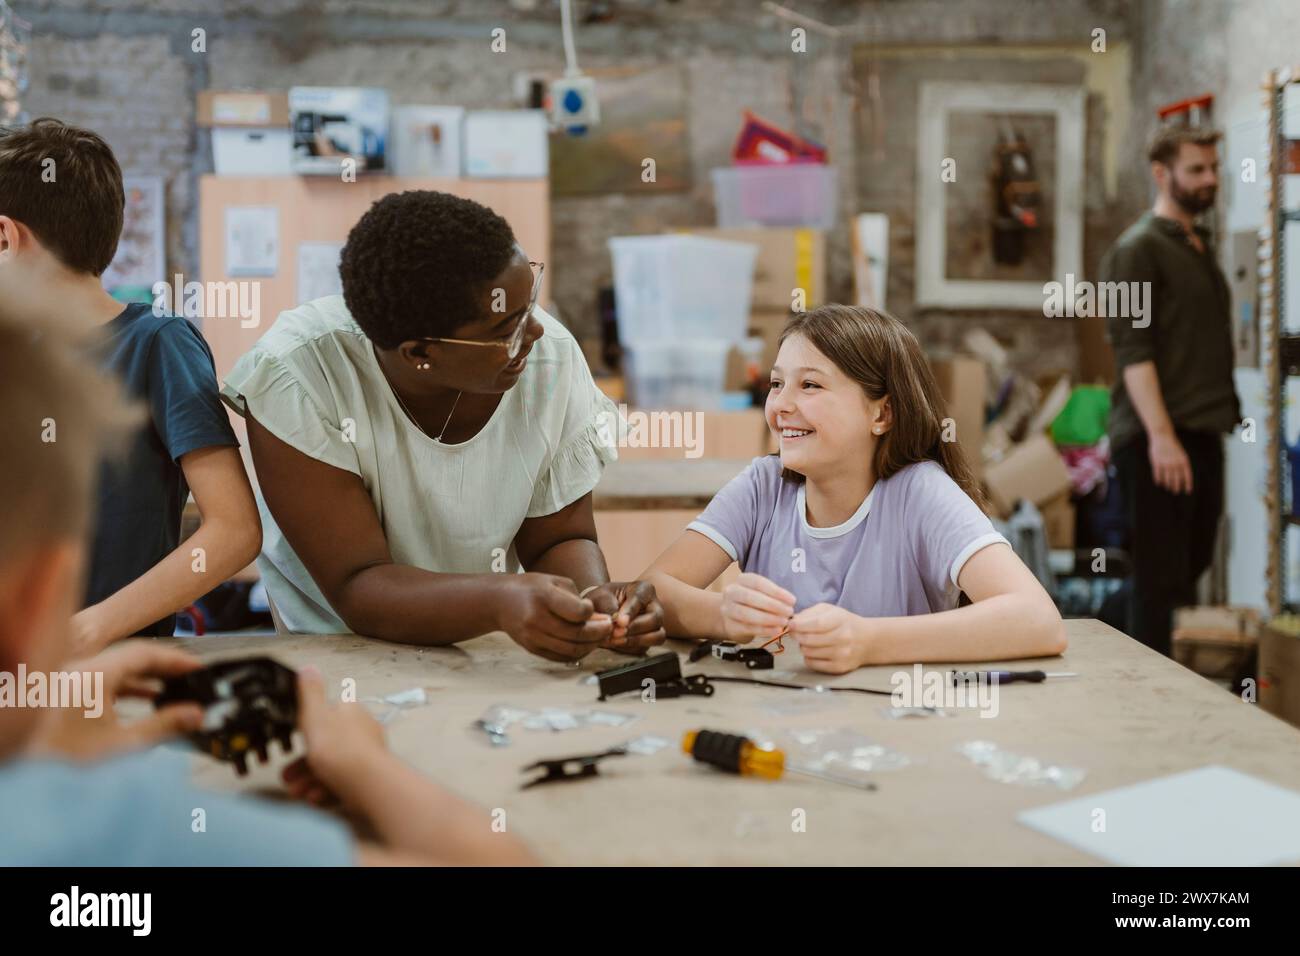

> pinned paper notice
[225,206,279,277]
[296,241,345,304]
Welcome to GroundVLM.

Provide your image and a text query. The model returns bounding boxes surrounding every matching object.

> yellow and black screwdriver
[682,730,877,791]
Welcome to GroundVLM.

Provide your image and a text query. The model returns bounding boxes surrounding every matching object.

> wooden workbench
[173,618,1300,866]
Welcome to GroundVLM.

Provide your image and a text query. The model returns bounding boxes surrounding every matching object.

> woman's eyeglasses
[424,261,543,362]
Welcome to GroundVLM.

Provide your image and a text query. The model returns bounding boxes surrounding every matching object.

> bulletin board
[198,174,551,385]
[197,174,550,475]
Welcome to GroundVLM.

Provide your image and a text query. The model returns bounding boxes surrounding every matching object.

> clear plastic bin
[711,163,837,229]
[622,339,731,411]
[608,235,757,344]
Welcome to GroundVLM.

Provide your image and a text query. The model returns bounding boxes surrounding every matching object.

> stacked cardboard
[1260,616,1300,730]
[1173,606,1259,684]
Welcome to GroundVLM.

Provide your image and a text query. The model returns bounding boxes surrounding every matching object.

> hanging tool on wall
[990,119,1043,266]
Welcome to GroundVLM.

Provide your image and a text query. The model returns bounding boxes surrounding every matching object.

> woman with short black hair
[221,190,664,659]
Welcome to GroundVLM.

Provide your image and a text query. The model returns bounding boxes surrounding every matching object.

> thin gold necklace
[376,348,462,443]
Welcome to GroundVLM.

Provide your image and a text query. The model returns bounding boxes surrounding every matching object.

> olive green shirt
[1101,212,1241,451]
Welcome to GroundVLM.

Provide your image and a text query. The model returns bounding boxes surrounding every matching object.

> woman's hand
[584,580,666,655]
[495,572,610,662]
[787,603,872,674]
[719,573,795,642]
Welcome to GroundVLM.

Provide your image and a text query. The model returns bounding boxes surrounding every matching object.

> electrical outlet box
[549,74,600,130]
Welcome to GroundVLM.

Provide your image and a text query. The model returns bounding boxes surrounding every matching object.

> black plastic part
[154,657,298,775]
[594,651,715,700]
[688,641,773,670]
[521,748,627,789]
[596,651,683,700]
[688,730,746,773]
[688,641,720,663]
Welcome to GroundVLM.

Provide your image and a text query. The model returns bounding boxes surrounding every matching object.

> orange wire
[760,628,789,654]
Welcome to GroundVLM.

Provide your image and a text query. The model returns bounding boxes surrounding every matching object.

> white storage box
[211,127,293,175]
[712,163,838,228]
[623,339,731,411]
[608,235,757,344]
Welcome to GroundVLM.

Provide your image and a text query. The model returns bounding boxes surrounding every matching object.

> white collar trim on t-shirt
[797,482,876,539]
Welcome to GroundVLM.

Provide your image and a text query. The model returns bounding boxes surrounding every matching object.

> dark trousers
[1113,429,1224,657]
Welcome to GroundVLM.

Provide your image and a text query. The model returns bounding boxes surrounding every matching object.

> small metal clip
[520,748,627,789]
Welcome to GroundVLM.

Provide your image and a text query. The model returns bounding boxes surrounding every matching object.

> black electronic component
[154,657,298,776]
[595,651,713,701]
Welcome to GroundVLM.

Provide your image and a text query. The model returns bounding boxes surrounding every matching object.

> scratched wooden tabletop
[167,619,1300,865]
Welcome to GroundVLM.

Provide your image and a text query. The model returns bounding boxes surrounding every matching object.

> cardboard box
[1040,493,1075,549]
[1259,624,1300,729]
[749,309,790,370]
[930,356,986,480]
[1077,313,1115,385]
[595,376,625,403]
[982,434,1072,518]
[199,91,293,175]
[1173,638,1254,684]
[683,227,824,311]
[1173,606,1260,644]
[724,337,765,393]
[197,90,289,127]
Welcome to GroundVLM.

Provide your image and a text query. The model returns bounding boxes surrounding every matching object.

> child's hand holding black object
[29,641,204,760]
[151,655,298,774]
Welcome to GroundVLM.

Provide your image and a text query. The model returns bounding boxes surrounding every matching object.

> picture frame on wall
[915,81,1085,310]
[102,175,165,303]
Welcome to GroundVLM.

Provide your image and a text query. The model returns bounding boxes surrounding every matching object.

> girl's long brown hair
[778,304,987,511]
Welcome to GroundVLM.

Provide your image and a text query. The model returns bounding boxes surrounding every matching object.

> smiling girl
[644,304,1066,674]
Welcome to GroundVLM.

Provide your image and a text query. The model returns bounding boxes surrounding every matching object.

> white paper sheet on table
[296,241,345,304]
[1018,765,1300,866]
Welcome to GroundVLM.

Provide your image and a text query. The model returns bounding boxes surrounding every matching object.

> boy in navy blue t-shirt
[0,118,261,646]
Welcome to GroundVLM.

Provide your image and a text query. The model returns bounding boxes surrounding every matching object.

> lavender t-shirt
[688,457,1007,617]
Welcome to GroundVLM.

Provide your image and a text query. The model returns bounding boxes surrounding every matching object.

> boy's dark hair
[0,118,125,276]
[1148,125,1221,167]
[339,190,517,349]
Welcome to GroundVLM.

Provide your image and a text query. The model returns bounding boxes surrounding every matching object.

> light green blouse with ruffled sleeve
[220,296,618,634]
